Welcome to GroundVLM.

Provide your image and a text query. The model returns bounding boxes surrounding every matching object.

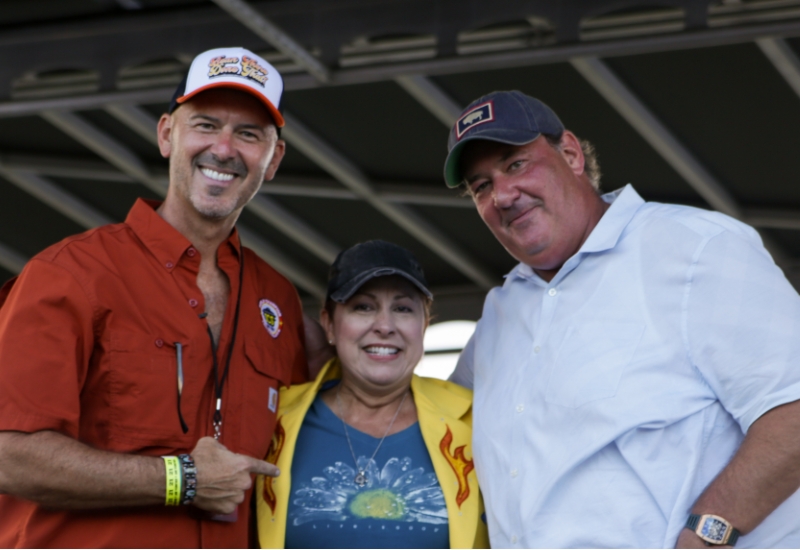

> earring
[328,340,334,345]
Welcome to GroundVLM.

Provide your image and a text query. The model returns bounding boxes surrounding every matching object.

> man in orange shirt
[0,47,318,547]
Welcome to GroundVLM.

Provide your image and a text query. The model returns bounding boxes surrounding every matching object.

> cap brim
[443,129,542,187]
[330,267,433,303]
[176,81,285,127]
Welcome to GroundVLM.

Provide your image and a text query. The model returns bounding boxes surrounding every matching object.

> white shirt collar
[507,184,645,283]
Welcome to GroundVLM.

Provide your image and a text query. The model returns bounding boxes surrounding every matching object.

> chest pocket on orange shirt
[238,336,293,459]
[104,331,186,450]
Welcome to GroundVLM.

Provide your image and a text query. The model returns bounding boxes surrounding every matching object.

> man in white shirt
[445,90,800,548]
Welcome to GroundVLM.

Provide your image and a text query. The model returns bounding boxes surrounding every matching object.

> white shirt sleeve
[686,226,800,432]
[448,330,476,390]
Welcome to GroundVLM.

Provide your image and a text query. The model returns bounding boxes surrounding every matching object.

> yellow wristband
[162,456,182,506]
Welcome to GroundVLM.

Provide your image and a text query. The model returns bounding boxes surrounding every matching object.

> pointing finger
[243,456,280,477]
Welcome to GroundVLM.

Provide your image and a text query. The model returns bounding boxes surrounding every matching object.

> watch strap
[686,513,701,531]
[686,514,741,546]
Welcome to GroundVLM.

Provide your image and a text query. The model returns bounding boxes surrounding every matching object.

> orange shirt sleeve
[0,258,95,437]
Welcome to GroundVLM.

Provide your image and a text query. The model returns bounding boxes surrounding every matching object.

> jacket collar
[281,357,472,421]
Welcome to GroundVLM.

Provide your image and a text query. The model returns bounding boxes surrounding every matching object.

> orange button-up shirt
[0,199,307,548]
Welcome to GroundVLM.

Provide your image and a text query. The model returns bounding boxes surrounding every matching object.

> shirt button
[548,288,557,296]
[534,345,541,353]
[189,298,199,308]
[511,469,518,478]
[516,404,524,413]
[165,261,174,269]
[155,338,164,348]
[186,247,197,257]
[511,535,518,544]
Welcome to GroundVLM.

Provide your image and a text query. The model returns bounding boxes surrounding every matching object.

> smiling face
[321,276,427,395]
[462,132,607,280]
[157,88,285,223]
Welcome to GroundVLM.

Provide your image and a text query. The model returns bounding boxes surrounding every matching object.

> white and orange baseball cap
[169,47,285,127]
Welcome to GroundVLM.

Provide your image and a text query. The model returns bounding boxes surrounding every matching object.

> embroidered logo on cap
[259,299,283,338]
[208,55,269,87]
[456,101,494,140]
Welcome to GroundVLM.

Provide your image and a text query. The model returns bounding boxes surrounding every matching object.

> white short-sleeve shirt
[453,185,800,548]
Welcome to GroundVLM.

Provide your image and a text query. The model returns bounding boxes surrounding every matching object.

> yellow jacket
[256,358,489,548]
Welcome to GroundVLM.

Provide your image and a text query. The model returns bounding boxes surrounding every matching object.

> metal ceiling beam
[4,16,800,120]
[0,166,114,228]
[38,110,326,296]
[756,37,800,98]
[570,56,742,218]
[236,225,326,297]
[745,208,800,231]
[280,16,800,91]
[10,152,800,224]
[0,153,474,208]
[0,241,28,275]
[570,56,790,266]
[0,88,174,119]
[266,176,474,208]
[41,110,167,196]
[210,0,330,83]
[8,151,800,230]
[246,194,340,263]
[282,111,498,289]
[115,0,143,9]
[394,75,462,127]
[0,153,144,183]
[104,103,160,146]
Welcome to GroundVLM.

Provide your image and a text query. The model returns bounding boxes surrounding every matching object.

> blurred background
[2,0,800,378]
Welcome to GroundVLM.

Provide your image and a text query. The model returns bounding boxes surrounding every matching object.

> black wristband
[178,453,197,506]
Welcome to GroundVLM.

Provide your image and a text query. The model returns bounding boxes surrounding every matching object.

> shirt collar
[507,184,645,282]
[578,184,645,254]
[125,199,242,271]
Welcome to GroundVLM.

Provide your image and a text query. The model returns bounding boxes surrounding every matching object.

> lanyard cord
[207,251,245,440]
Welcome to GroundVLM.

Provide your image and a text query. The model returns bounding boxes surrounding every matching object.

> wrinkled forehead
[174,88,277,127]
[459,138,536,179]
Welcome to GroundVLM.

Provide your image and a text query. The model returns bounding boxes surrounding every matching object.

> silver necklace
[336,385,409,488]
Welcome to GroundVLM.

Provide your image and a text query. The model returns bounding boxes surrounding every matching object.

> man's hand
[190,437,279,515]
[674,399,800,548]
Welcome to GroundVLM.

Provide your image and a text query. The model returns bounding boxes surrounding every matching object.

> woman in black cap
[256,240,488,549]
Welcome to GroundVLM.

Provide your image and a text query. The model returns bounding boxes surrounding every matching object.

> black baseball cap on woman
[327,240,432,303]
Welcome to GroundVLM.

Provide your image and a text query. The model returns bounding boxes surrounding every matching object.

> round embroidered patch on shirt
[259,299,283,338]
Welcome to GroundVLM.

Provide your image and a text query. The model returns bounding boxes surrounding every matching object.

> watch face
[701,517,729,543]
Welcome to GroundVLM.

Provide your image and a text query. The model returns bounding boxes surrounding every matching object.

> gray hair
[545,134,602,192]
[460,134,603,195]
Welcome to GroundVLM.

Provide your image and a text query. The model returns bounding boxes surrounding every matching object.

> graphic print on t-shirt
[291,455,447,526]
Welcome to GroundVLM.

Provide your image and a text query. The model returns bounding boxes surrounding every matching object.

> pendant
[354,471,367,487]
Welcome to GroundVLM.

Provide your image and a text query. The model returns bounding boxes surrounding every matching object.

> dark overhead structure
[1,0,799,320]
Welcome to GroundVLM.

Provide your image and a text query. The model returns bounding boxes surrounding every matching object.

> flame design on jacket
[263,417,285,513]
[439,425,474,507]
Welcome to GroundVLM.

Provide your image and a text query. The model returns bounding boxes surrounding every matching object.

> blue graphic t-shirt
[285,390,449,549]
